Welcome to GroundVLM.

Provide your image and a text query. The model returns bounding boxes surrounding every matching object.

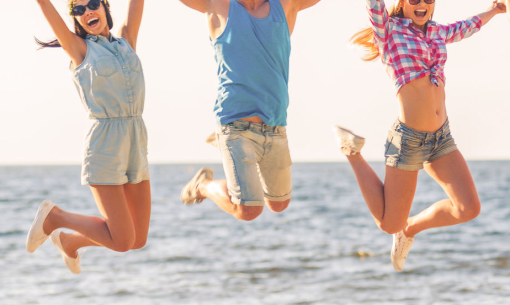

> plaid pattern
[367,0,482,93]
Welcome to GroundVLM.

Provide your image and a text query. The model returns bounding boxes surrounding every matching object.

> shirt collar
[86,33,117,43]
[397,18,438,29]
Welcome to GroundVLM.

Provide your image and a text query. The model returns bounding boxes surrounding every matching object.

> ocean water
[1,162,510,305]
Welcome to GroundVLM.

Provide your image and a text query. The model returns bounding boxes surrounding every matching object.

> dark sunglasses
[71,0,102,17]
[408,0,435,4]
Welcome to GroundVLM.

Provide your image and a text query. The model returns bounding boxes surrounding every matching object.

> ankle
[403,221,417,238]
[42,206,60,235]
[60,233,78,258]
[345,151,363,160]
[197,180,210,198]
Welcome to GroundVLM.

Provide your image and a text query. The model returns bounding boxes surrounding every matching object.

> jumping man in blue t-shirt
[178,0,321,221]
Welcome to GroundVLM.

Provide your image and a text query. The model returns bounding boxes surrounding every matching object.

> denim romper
[71,35,149,185]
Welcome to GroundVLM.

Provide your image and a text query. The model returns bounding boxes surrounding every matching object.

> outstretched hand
[491,0,507,13]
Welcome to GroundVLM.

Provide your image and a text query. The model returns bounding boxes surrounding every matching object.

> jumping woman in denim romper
[333,0,506,271]
[26,0,149,273]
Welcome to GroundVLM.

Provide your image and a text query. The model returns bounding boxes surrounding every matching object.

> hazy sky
[1,0,509,165]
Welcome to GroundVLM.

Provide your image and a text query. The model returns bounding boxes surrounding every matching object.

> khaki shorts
[211,120,292,207]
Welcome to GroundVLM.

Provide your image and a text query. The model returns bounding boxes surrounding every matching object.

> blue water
[1,162,510,304]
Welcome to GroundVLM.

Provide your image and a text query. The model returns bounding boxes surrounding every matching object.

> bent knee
[379,220,407,235]
[234,206,263,221]
[459,201,481,222]
[266,198,291,213]
[112,240,135,252]
[111,234,136,252]
[131,237,148,250]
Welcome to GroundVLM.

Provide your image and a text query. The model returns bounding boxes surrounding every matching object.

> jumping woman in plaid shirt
[333,0,506,271]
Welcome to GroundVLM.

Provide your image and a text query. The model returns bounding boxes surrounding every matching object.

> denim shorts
[216,120,292,207]
[385,118,458,171]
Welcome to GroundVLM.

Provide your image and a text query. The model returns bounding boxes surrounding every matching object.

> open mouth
[414,9,427,18]
[87,18,99,27]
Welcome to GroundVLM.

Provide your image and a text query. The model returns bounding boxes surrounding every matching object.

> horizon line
[1,158,510,166]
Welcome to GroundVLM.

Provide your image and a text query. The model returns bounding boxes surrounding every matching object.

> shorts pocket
[221,125,247,142]
[402,135,424,149]
[385,131,402,159]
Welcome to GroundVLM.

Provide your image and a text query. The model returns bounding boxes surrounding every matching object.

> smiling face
[399,0,435,30]
[72,0,110,37]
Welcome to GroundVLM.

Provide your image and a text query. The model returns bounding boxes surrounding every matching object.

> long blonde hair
[351,0,405,61]
[352,0,437,61]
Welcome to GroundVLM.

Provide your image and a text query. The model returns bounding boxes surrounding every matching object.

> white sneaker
[332,126,365,155]
[181,168,214,204]
[50,230,81,274]
[391,230,414,272]
[26,200,56,253]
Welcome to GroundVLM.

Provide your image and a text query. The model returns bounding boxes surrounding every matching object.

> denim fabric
[385,119,458,171]
[71,35,149,185]
[216,120,292,206]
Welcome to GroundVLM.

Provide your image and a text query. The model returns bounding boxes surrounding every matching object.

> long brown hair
[35,0,113,49]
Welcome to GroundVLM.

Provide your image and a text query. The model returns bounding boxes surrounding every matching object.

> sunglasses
[408,0,435,4]
[71,0,102,17]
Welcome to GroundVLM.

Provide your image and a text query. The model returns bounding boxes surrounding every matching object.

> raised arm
[35,0,87,66]
[366,0,390,46]
[179,0,209,13]
[278,0,321,35]
[179,0,230,40]
[442,1,506,44]
[118,0,145,51]
[476,1,506,25]
[441,17,482,44]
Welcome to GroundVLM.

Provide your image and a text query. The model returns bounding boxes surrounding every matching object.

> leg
[43,184,136,253]
[198,180,263,221]
[346,154,420,272]
[346,154,419,234]
[404,150,481,237]
[265,199,290,213]
[47,181,151,257]
[192,123,266,221]
[123,180,151,249]
[258,126,293,213]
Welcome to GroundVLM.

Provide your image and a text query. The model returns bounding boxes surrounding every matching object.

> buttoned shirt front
[367,0,482,94]
[71,35,145,119]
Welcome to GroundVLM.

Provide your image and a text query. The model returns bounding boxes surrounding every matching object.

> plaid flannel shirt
[367,0,482,94]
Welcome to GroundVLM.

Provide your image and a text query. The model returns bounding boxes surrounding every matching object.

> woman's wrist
[488,1,506,14]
